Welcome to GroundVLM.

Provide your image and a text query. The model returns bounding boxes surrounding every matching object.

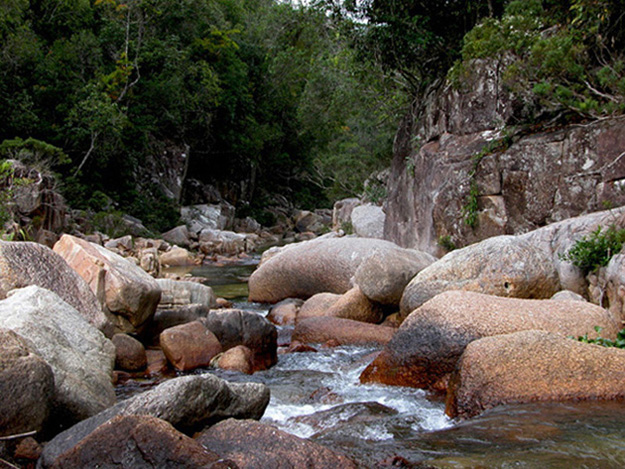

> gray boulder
[0,286,116,426]
[39,374,270,467]
[400,235,560,319]
[199,309,277,371]
[161,225,192,247]
[0,329,55,437]
[0,240,113,336]
[351,204,386,239]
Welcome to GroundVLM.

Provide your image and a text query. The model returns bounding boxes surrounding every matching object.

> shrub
[560,225,625,275]
[574,326,625,348]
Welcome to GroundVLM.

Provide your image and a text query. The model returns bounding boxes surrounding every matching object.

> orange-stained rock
[361,290,619,392]
[297,288,383,323]
[217,345,254,374]
[53,234,161,334]
[160,321,222,371]
[196,418,356,468]
[446,330,625,419]
[293,317,396,346]
[324,286,384,323]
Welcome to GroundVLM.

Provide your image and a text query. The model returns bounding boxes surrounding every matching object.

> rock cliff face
[385,60,625,255]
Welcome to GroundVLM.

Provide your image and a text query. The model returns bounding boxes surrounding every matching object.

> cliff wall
[385,60,625,255]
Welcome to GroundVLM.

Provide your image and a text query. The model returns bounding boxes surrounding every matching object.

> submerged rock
[196,418,357,469]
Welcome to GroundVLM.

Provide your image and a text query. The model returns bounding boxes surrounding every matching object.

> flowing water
[132,258,625,468]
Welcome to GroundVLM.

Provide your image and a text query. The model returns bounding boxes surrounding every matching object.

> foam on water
[261,344,452,438]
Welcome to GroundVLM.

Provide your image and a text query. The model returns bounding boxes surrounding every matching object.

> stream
[130,259,625,468]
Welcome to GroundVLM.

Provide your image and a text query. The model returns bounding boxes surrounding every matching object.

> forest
[1,0,624,233]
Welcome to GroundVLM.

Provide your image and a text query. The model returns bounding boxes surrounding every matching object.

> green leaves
[560,225,625,275]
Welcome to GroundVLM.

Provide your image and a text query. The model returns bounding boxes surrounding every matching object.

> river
[124,258,625,468]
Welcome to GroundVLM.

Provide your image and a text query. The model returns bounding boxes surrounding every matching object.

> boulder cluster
[250,206,625,422]
[0,232,356,468]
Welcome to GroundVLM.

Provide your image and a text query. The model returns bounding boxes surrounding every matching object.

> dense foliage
[0,0,402,231]
[452,0,625,120]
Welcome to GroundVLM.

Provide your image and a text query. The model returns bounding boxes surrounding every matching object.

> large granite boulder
[293,317,396,346]
[520,207,625,295]
[143,304,211,343]
[354,247,436,306]
[0,286,116,426]
[297,293,342,321]
[0,329,55,437]
[199,309,277,371]
[0,240,112,336]
[47,415,228,469]
[447,330,625,419]
[53,234,161,334]
[39,374,270,467]
[399,235,560,319]
[361,291,619,392]
[248,237,430,303]
[196,419,357,469]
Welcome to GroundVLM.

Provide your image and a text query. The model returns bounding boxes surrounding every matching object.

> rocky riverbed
[2,206,625,467]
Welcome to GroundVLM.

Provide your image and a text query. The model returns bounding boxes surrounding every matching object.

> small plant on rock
[559,225,625,275]
[574,326,625,348]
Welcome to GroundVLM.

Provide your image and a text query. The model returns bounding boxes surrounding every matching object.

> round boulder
[217,345,254,375]
[160,321,222,371]
[249,237,423,303]
[447,330,625,419]
[361,290,619,392]
[112,333,147,371]
[400,235,561,320]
